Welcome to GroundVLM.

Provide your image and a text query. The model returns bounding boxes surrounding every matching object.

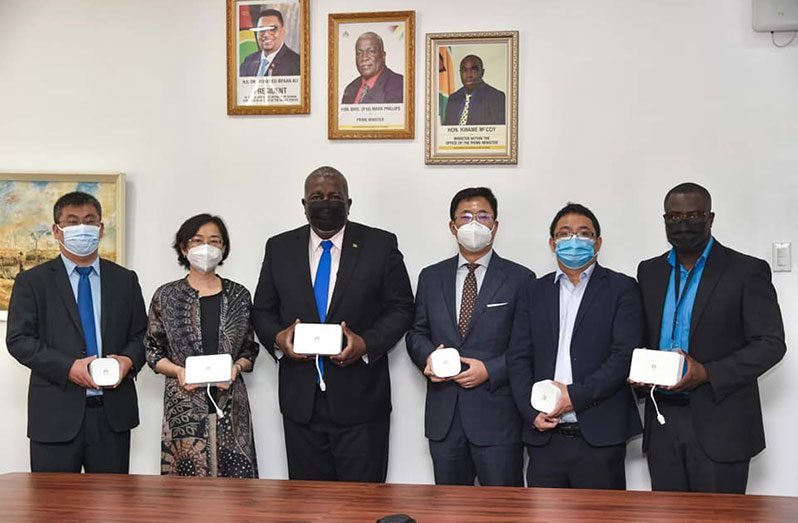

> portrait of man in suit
[239,8,301,77]
[506,203,644,490]
[443,55,506,126]
[252,165,414,483]
[341,32,404,105]
[6,191,147,473]
[406,187,533,487]
[634,182,785,494]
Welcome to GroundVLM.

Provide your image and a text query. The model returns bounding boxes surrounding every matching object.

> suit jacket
[443,82,506,126]
[341,67,404,104]
[252,222,414,426]
[637,241,786,462]
[239,45,301,77]
[406,253,533,446]
[6,257,147,443]
[506,264,644,447]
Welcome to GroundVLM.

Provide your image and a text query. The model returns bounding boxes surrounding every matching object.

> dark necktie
[356,83,370,104]
[458,263,478,338]
[76,266,99,357]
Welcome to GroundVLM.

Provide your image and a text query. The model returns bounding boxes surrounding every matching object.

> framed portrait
[425,31,519,164]
[226,0,310,115]
[0,173,125,319]
[328,11,415,140]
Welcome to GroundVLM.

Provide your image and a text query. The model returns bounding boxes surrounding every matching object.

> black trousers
[30,398,131,473]
[647,400,749,494]
[527,425,627,489]
[283,389,390,482]
[429,405,523,486]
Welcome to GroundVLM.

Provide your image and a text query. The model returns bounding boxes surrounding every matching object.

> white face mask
[57,224,101,257]
[187,244,223,273]
[456,221,494,252]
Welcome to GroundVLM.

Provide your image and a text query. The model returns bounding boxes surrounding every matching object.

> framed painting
[0,173,125,319]
[226,0,310,115]
[328,11,415,139]
[426,31,519,164]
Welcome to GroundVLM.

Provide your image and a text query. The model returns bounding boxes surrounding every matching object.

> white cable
[650,385,665,425]
[315,354,326,392]
[771,30,797,48]
[207,384,224,418]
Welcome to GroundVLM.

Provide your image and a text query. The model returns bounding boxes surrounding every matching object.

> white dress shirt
[553,262,596,423]
[309,225,346,314]
[455,250,493,322]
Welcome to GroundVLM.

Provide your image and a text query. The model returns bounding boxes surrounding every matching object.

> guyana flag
[438,46,455,124]
[238,5,258,67]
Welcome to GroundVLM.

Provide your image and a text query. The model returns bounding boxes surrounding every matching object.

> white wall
[1,0,796,495]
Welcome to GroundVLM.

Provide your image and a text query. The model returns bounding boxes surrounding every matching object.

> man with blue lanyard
[636,182,786,493]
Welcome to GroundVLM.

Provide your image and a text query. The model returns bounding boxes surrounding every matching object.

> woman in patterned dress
[145,214,259,477]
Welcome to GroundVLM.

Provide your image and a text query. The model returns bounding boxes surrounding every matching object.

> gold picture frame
[425,31,519,164]
[0,173,125,318]
[226,0,310,115]
[328,11,415,140]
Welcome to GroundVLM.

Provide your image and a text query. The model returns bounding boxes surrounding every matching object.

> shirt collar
[667,236,715,269]
[310,225,346,252]
[458,249,493,270]
[60,253,101,276]
[554,261,596,284]
[261,43,284,64]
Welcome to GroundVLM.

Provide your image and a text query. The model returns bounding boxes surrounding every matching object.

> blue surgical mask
[58,224,101,257]
[555,236,595,270]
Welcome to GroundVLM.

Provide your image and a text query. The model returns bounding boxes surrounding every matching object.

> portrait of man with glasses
[239,7,300,77]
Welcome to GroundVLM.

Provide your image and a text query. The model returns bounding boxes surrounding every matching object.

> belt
[653,392,689,406]
[86,396,104,408]
[555,423,581,438]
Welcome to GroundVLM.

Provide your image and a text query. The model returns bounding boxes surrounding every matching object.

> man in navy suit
[239,9,300,77]
[442,55,505,126]
[506,203,644,489]
[406,187,533,486]
[341,32,403,104]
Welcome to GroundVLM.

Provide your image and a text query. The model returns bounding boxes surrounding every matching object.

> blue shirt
[657,237,715,353]
[61,255,103,395]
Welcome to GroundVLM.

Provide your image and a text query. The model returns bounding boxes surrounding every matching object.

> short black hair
[172,214,230,269]
[53,192,102,224]
[304,165,349,198]
[549,203,601,238]
[257,8,284,26]
[449,187,497,221]
[460,54,484,71]
[664,182,712,210]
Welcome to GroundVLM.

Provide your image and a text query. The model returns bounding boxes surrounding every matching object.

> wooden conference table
[1,473,796,522]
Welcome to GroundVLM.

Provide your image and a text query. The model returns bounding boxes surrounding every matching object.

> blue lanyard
[670,265,697,349]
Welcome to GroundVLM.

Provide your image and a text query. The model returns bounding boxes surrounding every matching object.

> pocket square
[486,302,508,308]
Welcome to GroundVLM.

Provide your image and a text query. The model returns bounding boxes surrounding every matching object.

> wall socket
[772,242,791,272]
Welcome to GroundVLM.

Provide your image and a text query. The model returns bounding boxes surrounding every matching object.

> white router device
[293,323,343,355]
[89,358,120,387]
[185,354,233,385]
[531,380,561,415]
[628,349,685,387]
[430,348,462,378]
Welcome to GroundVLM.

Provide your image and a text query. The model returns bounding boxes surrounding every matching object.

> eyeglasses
[59,218,100,227]
[663,211,709,224]
[554,231,596,241]
[187,237,224,248]
[456,212,494,225]
[254,25,280,35]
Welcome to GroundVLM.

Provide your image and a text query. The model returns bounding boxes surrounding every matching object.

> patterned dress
[145,277,259,478]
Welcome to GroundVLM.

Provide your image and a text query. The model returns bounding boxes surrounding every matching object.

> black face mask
[305,200,348,233]
[665,219,710,253]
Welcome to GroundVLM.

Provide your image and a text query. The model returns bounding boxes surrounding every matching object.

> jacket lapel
[326,224,361,322]
[572,264,608,335]
[50,257,84,338]
[544,274,560,342]
[293,226,318,322]
[647,253,672,348]
[440,256,459,336]
[462,253,507,341]
[689,241,729,337]
[99,259,109,343]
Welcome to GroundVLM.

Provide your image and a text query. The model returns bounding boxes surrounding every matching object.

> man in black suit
[506,203,644,489]
[443,55,505,126]
[6,192,147,473]
[239,9,300,77]
[406,187,533,486]
[341,32,404,104]
[252,166,414,482]
[635,182,786,494]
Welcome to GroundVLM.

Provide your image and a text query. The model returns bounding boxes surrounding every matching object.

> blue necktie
[257,56,270,76]
[313,240,333,381]
[75,266,99,358]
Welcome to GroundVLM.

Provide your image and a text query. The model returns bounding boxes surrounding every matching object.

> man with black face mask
[252,165,414,483]
[635,182,786,494]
